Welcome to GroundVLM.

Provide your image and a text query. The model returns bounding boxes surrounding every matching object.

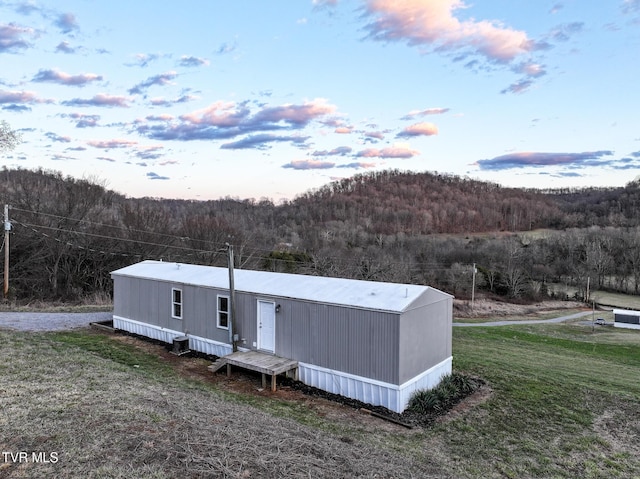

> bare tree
[501,237,528,298]
[584,234,614,289]
[0,121,21,152]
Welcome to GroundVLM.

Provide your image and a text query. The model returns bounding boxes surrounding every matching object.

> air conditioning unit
[171,335,190,356]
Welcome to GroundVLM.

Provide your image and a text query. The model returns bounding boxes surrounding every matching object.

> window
[217,295,229,329]
[172,288,182,319]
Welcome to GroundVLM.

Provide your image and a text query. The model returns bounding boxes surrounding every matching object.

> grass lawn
[0,320,639,478]
[441,323,640,478]
[588,290,640,310]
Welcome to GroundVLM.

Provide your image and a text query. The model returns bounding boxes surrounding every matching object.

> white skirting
[614,322,640,330]
[114,315,452,413]
[113,316,233,357]
[298,356,452,413]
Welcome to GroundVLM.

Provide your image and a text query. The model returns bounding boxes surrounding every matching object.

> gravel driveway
[0,309,594,332]
[452,310,593,327]
[0,311,112,331]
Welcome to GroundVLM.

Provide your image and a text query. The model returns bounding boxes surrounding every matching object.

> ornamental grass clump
[408,372,480,415]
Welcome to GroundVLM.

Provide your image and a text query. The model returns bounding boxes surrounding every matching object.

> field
[546,285,640,311]
[1,317,640,478]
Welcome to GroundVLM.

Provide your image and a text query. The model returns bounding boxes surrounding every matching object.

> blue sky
[1,0,639,201]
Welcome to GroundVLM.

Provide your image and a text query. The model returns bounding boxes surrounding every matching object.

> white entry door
[257,300,275,353]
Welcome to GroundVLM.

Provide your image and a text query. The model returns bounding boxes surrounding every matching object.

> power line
[12,220,226,257]
[13,219,470,275]
[9,206,228,249]
[9,207,472,268]
[9,208,474,273]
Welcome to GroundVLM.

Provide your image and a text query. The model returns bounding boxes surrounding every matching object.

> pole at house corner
[3,205,9,300]
[226,243,238,352]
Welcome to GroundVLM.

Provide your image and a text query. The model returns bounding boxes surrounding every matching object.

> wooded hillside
[1,167,639,302]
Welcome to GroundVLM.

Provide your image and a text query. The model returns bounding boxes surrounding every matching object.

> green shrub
[408,372,480,415]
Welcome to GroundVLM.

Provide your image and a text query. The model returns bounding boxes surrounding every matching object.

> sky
[1,0,639,202]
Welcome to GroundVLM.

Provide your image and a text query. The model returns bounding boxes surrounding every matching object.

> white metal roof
[111,260,448,313]
[613,309,640,317]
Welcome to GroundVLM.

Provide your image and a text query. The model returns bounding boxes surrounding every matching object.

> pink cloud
[63,93,131,108]
[402,107,450,119]
[282,159,336,170]
[254,98,336,126]
[88,139,138,149]
[0,89,52,104]
[32,69,103,86]
[149,94,198,106]
[357,146,419,158]
[363,0,531,63]
[88,94,130,107]
[337,161,377,169]
[146,114,175,121]
[501,79,533,95]
[365,131,384,139]
[140,98,338,141]
[0,23,35,52]
[137,145,164,152]
[475,151,614,170]
[516,62,546,77]
[398,122,438,137]
[180,100,248,127]
[335,126,352,134]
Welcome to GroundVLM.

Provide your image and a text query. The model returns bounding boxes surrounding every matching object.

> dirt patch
[593,407,640,456]
[435,384,493,424]
[103,329,486,433]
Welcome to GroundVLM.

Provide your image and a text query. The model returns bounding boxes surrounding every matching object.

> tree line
[1,167,639,302]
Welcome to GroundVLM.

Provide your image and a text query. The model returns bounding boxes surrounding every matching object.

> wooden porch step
[207,357,228,373]
[208,350,298,392]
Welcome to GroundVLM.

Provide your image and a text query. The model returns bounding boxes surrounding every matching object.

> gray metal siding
[615,313,640,325]
[112,277,128,318]
[398,297,452,384]
[117,277,164,328]
[164,283,184,332]
[273,300,399,384]
[113,276,200,336]
[177,285,233,343]
[232,292,257,349]
[149,280,160,327]
[183,286,203,336]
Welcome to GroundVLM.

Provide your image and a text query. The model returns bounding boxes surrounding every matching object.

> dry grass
[2,311,640,478]
[0,329,441,479]
[454,298,586,320]
[588,290,640,310]
[0,301,112,313]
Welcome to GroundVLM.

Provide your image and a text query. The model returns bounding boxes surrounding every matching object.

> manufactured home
[111,260,453,413]
[614,309,640,330]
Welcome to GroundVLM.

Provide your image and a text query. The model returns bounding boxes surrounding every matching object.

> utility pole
[226,243,238,352]
[471,262,477,309]
[586,276,590,304]
[3,205,10,300]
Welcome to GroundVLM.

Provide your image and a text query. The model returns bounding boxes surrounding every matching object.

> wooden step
[207,358,228,373]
